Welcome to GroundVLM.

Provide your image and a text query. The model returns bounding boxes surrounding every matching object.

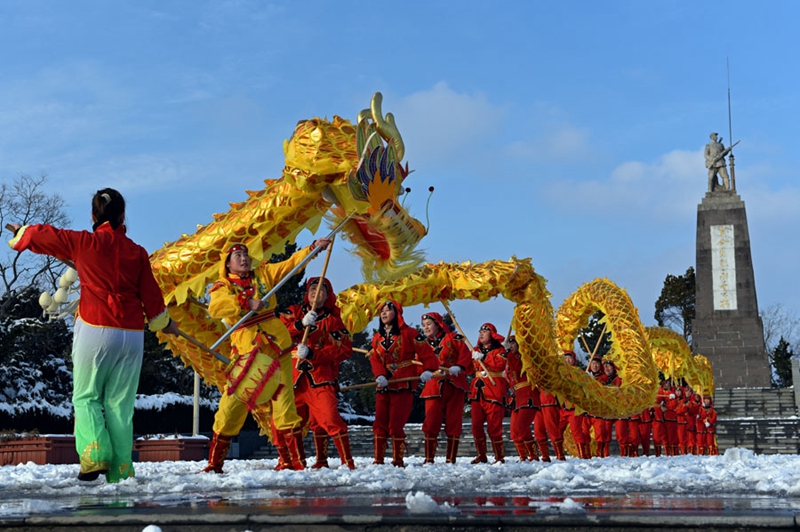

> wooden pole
[299,236,336,346]
[339,376,420,392]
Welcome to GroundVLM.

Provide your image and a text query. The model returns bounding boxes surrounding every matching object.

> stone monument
[692,134,771,388]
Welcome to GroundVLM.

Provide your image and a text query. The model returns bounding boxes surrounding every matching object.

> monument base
[692,190,771,388]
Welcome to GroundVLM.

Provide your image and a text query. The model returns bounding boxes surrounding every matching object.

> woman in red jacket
[8,188,178,483]
[282,277,355,470]
[506,335,541,461]
[369,300,438,467]
[419,312,472,464]
[586,356,608,458]
[468,323,509,464]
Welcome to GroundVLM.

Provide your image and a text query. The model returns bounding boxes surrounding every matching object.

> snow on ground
[1,447,800,519]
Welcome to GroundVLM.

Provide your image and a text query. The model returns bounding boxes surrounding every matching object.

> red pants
[615,419,628,447]
[626,419,640,446]
[373,389,414,440]
[422,385,466,438]
[535,406,561,443]
[638,421,652,454]
[560,410,589,444]
[510,407,537,443]
[471,399,505,442]
[652,419,666,445]
[665,419,678,446]
[590,417,609,442]
[294,379,347,437]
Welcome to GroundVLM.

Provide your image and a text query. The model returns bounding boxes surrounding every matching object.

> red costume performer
[419,312,472,464]
[586,356,608,458]
[560,351,591,459]
[701,396,718,455]
[506,335,541,461]
[601,360,629,457]
[662,381,681,455]
[369,300,438,467]
[468,323,509,464]
[637,406,653,456]
[685,388,701,454]
[534,388,560,461]
[652,378,668,457]
[281,277,355,470]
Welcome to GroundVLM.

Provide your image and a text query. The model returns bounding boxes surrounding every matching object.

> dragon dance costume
[468,323,508,464]
[205,242,321,472]
[506,335,542,462]
[281,277,355,469]
[418,312,472,464]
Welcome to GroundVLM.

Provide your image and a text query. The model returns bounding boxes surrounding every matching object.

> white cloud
[544,148,703,221]
[391,82,506,167]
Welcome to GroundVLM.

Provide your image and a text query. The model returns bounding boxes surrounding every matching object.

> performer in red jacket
[637,406,653,456]
[534,387,560,461]
[419,312,472,464]
[654,378,677,456]
[586,356,608,458]
[468,323,509,464]
[281,277,355,470]
[701,395,718,455]
[369,300,438,467]
[559,350,591,459]
[663,381,681,455]
[601,360,628,457]
[506,335,541,461]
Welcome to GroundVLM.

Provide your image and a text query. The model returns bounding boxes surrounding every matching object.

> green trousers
[72,319,143,483]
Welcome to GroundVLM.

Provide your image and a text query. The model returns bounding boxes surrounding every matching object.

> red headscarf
[476,322,505,347]
[421,311,448,338]
[376,299,407,329]
[304,277,337,312]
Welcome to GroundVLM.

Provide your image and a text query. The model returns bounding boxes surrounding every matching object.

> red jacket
[10,222,169,331]
[419,325,472,398]
[539,389,560,408]
[468,344,508,405]
[657,386,678,421]
[282,278,352,387]
[370,300,438,391]
[506,348,540,409]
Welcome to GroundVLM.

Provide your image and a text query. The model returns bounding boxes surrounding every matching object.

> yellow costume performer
[206,240,327,470]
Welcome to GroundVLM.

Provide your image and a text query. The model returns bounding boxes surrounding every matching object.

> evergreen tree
[769,336,795,388]
[654,267,696,343]
[577,311,610,367]
[0,285,73,415]
[337,330,375,422]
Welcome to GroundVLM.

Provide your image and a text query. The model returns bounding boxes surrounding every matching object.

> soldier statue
[704,132,737,192]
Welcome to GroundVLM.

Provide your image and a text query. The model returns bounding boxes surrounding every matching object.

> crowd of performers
[201,241,719,474]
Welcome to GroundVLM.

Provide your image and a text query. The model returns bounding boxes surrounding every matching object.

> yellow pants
[214,352,301,437]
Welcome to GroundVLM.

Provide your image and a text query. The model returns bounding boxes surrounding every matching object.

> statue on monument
[704,132,738,192]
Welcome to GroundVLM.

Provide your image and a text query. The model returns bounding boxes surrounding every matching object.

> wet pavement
[2,489,799,531]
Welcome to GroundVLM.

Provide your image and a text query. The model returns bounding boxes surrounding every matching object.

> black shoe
[77,469,107,481]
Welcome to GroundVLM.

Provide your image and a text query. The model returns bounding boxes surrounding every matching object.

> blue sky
[2,1,799,346]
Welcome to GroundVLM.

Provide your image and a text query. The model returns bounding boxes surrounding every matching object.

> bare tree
[761,302,800,354]
[0,174,71,317]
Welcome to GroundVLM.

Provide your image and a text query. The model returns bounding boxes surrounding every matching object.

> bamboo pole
[299,236,336,346]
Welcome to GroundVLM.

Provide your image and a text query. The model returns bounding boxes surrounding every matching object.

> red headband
[227,243,248,255]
